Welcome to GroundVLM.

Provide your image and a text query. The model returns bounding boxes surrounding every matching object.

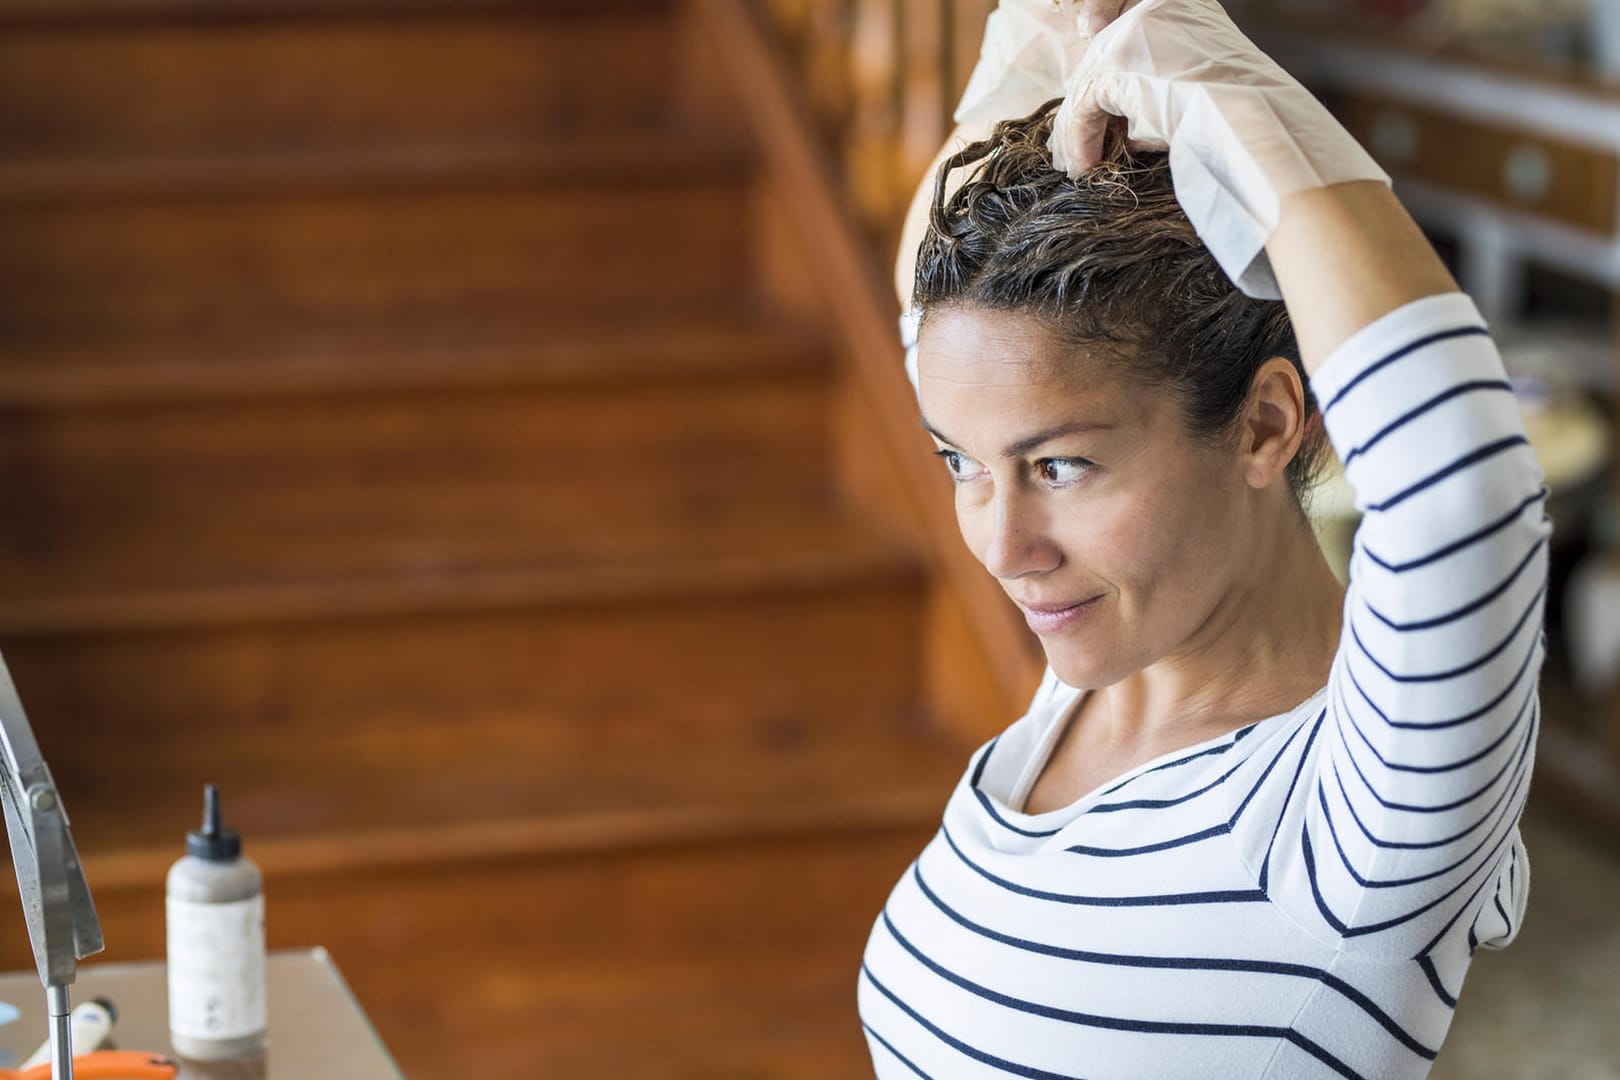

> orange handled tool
[0,1051,178,1080]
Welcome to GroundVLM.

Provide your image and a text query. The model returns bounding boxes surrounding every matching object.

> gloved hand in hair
[952,0,1133,127]
[1046,0,1389,299]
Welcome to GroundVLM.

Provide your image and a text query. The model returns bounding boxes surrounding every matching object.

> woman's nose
[977,490,1060,581]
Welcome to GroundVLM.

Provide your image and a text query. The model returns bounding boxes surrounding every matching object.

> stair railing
[757,0,995,253]
[699,0,1046,736]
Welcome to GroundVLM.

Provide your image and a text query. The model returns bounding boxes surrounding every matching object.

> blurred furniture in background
[1244,0,1616,79]
[1241,2,1619,348]
[0,950,402,1078]
[0,0,1041,1074]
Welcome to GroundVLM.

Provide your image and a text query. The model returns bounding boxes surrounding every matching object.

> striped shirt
[860,292,1549,1078]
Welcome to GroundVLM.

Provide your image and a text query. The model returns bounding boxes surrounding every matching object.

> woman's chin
[1042,644,1120,692]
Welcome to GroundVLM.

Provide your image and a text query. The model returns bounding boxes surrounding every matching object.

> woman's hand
[1046,0,1390,299]
[1044,0,1134,167]
[952,1,1135,129]
[1048,0,1456,365]
[896,1,1132,308]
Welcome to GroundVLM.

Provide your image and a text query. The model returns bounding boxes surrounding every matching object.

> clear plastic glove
[1048,0,1390,299]
[952,0,1132,126]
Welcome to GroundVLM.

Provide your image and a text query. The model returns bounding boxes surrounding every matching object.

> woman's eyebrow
[920,418,1114,458]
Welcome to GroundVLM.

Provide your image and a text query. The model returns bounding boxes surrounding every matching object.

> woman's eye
[1038,458,1092,485]
[933,449,980,482]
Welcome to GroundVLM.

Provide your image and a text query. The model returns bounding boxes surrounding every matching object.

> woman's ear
[1242,357,1307,490]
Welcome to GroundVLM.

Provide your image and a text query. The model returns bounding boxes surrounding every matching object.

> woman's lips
[1016,595,1102,634]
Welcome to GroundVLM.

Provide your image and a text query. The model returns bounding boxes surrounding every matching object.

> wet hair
[913,100,1328,511]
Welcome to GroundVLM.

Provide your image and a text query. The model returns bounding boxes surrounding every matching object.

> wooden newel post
[898,1,949,228]
[846,0,903,239]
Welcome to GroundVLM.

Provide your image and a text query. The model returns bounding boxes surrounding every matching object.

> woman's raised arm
[1267,180,1460,371]
[1050,0,1550,973]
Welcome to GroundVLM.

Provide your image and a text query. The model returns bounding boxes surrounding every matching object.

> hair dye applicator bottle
[165,784,267,1060]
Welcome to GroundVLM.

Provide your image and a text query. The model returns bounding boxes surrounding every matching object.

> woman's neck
[1087,509,1345,751]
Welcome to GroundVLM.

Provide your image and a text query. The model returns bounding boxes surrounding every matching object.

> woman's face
[916,304,1258,690]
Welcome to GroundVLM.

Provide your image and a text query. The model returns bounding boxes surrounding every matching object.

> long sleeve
[1228,293,1548,991]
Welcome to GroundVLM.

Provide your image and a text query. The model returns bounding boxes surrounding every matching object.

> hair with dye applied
[912,100,1328,507]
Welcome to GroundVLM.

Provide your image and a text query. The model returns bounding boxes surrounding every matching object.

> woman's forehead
[916,305,1134,407]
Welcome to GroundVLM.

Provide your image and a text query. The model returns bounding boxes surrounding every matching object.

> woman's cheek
[1068,489,1152,578]
[1131,488,1232,610]
[954,492,994,565]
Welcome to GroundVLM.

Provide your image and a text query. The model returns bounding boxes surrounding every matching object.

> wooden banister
[756,0,996,245]
[699,0,1045,736]
[846,0,902,238]
[952,1,998,99]
[897,0,948,220]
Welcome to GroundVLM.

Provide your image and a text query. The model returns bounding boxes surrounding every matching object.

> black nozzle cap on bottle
[186,783,242,862]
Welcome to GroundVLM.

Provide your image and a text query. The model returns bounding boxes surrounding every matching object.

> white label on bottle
[166,895,267,1041]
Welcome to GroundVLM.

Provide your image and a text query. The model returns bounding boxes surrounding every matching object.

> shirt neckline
[993,685,1327,822]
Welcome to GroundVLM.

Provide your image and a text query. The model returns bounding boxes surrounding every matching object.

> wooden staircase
[0,0,1040,1074]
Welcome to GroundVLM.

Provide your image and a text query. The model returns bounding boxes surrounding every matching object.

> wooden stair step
[51,701,965,877]
[0,161,751,335]
[0,506,919,631]
[0,4,676,161]
[0,309,818,406]
[5,518,929,843]
[0,132,750,205]
[0,489,862,611]
[0,341,842,605]
[0,0,667,22]
[0,311,825,582]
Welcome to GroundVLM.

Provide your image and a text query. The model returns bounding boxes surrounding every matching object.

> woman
[858,1,1548,1076]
